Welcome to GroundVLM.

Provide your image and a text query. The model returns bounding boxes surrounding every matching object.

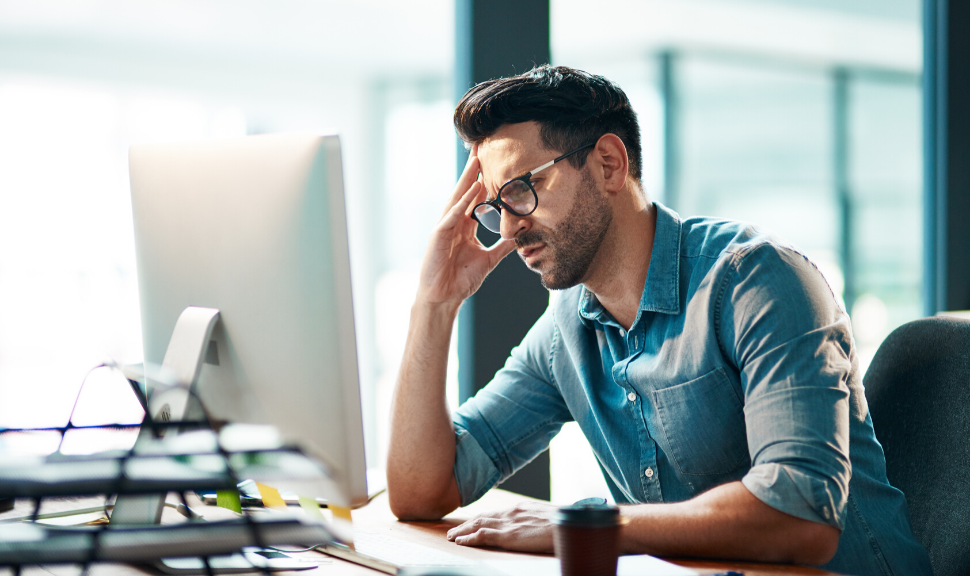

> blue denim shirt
[453,203,931,576]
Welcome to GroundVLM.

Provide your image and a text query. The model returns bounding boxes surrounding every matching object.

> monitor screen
[128,133,368,509]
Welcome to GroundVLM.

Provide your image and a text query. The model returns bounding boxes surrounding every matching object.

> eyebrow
[482,147,562,197]
[493,159,539,191]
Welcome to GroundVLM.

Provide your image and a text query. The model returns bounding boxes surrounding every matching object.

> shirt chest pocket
[651,367,749,476]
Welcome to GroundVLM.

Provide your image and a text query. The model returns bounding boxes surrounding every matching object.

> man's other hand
[446,501,557,553]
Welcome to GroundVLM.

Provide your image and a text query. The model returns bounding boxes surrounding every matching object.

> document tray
[0,517,331,565]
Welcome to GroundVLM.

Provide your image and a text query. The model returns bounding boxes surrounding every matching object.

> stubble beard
[515,171,614,290]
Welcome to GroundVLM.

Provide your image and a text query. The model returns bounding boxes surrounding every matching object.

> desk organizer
[0,371,335,573]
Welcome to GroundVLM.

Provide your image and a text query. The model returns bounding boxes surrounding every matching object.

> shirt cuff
[742,463,846,530]
[453,425,502,507]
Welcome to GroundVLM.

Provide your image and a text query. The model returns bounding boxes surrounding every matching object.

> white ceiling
[0,0,455,80]
[0,0,921,91]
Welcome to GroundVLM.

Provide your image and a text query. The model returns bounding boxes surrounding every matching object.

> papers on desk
[482,554,699,576]
[35,511,109,526]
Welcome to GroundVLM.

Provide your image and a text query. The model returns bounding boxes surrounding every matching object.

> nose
[499,208,530,241]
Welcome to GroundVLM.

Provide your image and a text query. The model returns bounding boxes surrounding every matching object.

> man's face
[478,122,613,290]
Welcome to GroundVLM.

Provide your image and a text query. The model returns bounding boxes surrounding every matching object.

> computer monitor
[127,133,369,510]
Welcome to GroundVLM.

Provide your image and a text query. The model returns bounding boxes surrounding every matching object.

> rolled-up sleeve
[719,244,853,529]
[452,308,573,506]
[452,425,501,506]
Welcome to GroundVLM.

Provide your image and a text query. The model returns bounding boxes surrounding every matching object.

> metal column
[924,0,970,314]
[454,0,552,500]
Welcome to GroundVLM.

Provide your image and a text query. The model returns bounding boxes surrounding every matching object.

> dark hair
[454,65,642,182]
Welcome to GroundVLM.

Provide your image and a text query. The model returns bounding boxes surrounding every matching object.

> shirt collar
[577,202,682,327]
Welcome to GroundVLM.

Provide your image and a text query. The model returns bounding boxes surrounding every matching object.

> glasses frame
[472,142,595,233]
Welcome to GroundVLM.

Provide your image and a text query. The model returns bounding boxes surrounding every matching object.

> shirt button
[644,467,654,478]
[627,391,637,402]
[619,328,626,337]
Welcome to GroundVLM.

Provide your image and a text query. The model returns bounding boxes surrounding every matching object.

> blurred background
[0,0,926,503]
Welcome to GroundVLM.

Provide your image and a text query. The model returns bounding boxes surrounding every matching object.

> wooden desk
[0,490,843,576]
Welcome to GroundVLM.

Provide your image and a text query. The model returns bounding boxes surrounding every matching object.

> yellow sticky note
[255,482,287,509]
[298,496,325,521]
[216,489,242,513]
[329,504,354,548]
[330,504,352,522]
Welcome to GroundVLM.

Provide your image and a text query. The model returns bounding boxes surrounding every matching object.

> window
[0,1,455,469]
[550,0,921,503]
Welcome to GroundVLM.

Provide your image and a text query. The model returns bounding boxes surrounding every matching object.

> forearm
[619,481,840,566]
[386,299,463,519]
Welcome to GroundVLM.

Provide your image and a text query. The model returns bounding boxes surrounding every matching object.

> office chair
[863,316,970,576]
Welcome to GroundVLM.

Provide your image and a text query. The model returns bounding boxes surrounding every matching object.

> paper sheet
[482,554,699,576]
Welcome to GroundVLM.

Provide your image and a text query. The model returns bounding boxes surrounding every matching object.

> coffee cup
[552,502,624,576]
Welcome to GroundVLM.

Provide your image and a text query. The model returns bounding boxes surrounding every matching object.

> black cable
[266,544,325,553]
[176,491,201,521]
[56,363,109,454]
[83,362,166,572]
[156,384,272,575]
[33,364,113,573]
[212,440,273,576]
[0,422,192,434]
[154,383,266,574]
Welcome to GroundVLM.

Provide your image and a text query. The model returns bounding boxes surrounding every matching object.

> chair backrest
[864,316,970,576]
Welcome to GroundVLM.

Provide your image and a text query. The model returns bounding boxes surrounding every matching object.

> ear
[590,133,629,194]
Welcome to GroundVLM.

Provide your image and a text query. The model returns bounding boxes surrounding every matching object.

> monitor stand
[113,306,313,573]
[112,306,223,526]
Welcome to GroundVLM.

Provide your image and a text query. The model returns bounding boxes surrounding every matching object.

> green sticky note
[299,495,325,521]
[216,489,242,513]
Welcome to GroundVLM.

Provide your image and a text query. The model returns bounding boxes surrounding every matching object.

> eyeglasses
[472,143,595,234]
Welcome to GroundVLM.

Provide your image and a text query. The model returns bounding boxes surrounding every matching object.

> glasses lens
[473,203,502,234]
[500,180,536,215]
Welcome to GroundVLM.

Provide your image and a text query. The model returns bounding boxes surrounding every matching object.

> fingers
[448,517,503,548]
[439,180,484,229]
[446,516,498,541]
[445,508,555,553]
[464,179,489,217]
[442,152,483,219]
[453,528,501,548]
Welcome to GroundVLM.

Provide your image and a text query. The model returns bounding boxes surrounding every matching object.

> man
[386,66,931,575]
